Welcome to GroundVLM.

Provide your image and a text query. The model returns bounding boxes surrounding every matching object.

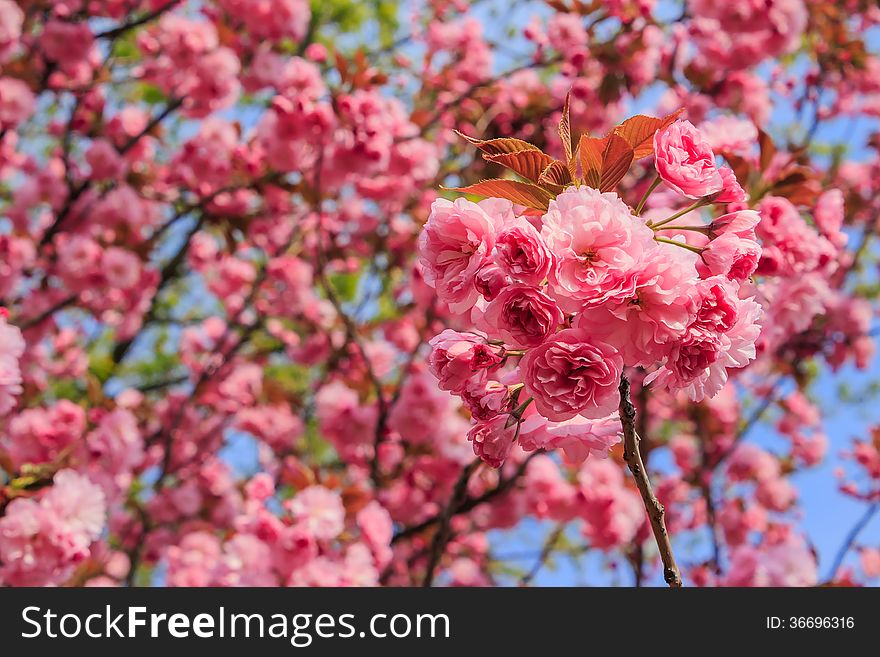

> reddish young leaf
[454,131,542,157]
[578,134,608,189]
[771,166,820,206]
[334,50,349,84]
[538,160,573,193]
[578,133,635,192]
[558,91,573,163]
[445,179,553,210]
[758,129,777,172]
[598,134,635,191]
[485,150,555,184]
[614,109,684,159]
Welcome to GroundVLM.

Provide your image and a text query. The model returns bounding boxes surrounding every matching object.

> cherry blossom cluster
[421,119,763,469]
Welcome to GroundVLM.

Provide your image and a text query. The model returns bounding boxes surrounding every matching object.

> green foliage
[264,362,312,397]
[328,270,359,302]
[312,0,401,48]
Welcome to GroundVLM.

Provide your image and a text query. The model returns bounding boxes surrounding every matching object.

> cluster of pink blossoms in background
[420,120,763,468]
[0,0,877,589]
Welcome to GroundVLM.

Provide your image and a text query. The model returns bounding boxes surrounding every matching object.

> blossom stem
[506,397,534,428]
[653,236,705,254]
[505,349,526,357]
[618,374,683,588]
[634,175,662,216]
[652,224,711,235]
[650,198,711,229]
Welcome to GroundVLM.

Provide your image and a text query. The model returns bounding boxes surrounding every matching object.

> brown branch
[16,295,77,330]
[619,374,682,588]
[519,522,565,586]
[399,56,561,143]
[95,0,183,39]
[422,458,481,587]
[392,451,541,544]
[825,501,878,582]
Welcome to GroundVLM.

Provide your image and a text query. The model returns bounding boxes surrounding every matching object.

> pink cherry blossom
[541,186,656,312]
[480,284,564,348]
[427,329,502,392]
[654,120,723,199]
[0,313,24,415]
[467,415,517,468]
[520,328,623,421]
[286,486,345,542]
[493,217,555,285]
[418,198,502,313]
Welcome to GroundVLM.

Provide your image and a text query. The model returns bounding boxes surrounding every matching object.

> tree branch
[619,374,682,588]
[826,502,878,582]
[519,522,565,586]
[422,458,481,587]
[393,451,542,544]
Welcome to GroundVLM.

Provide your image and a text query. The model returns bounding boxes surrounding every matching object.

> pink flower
[0,77,35,131]
[691,276,740,332]
[101,248,142,290]
[814,189,847,248]
[520,328,623,421]
[236,404,305,452]
[576,459,644,550]
[699,116,757,155]
[467,415,517,468]
[653,120,723,199]
[576,246,698,366]
[40,20,94,64]
[461,378,512,420]
[646,289,762,401]
[0,314,24,415]
[388,368,470,447]
[519,407,620,462]
[473,262,509,301]
[315,381,377,463]
[3,400,87,468]
[42,470,107,541]
[724,534,817,587]
[708,209,761,240]
[356,501,392,549]
[244,473,275,502]
[286,486,345,541]
[493,217,554,285]
[688,0,807,70]
[861,547,880,579]
[86,139,126,181]
[480,284,563,348]
[541,186,656,312]
[755,196,835,277]
[418,198,503,313]
[700,232,762,282]
[216,0,310,43]
[756,476,797,511]
[0,470,105,586]
[716,166,747,203]
[427,329,502,392]
[0,1,23,63]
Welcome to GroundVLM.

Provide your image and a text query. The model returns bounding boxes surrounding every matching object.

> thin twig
[519,523,565,586]
[95,0,183,39]
[619,374,682,588]
[422,459,481,587]
[826,502,878,582]
[393,452,542,544]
